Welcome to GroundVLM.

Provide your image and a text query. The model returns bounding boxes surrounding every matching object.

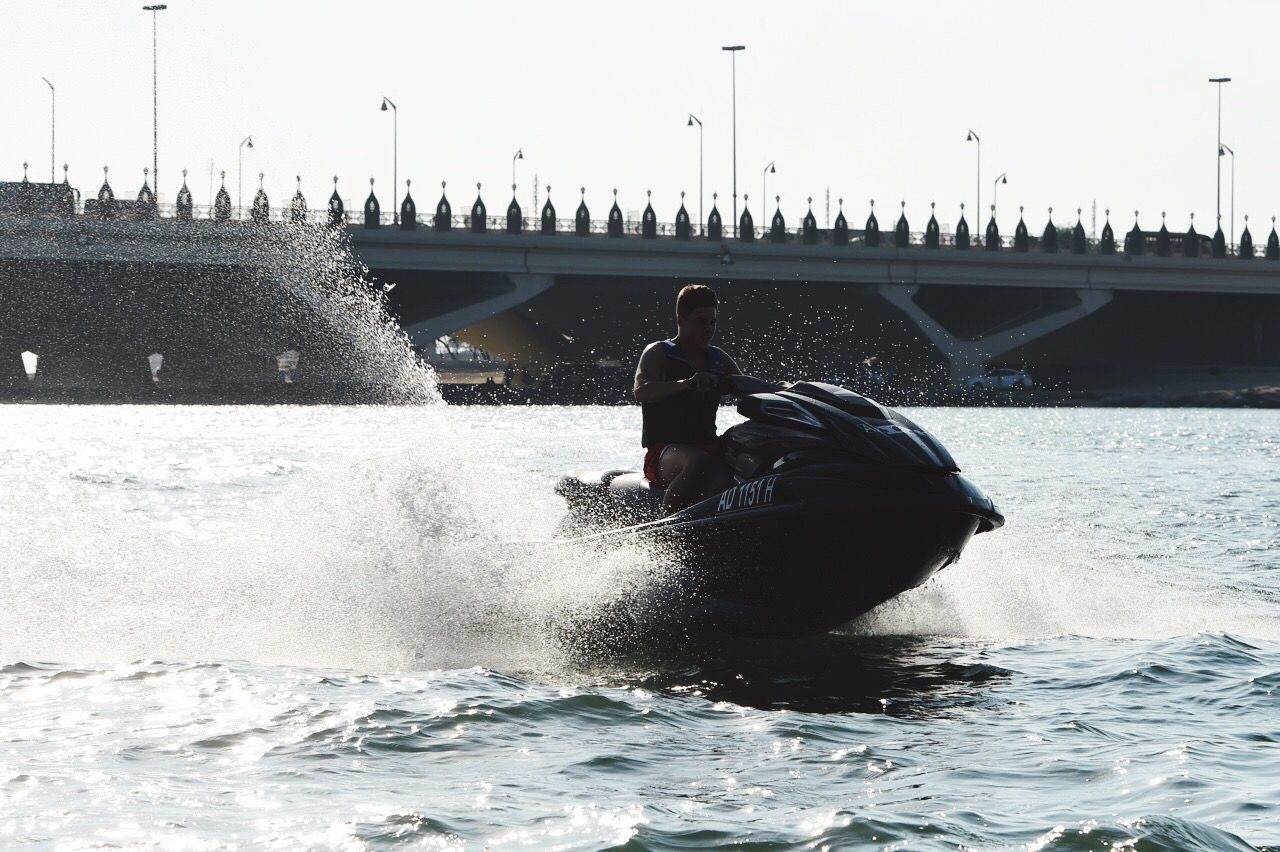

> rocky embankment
[1164,385,1280,408]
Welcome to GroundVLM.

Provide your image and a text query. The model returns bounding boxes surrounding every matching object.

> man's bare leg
[658,445,710,515]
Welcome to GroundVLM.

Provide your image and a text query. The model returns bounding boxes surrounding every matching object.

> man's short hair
[676,284,717,317]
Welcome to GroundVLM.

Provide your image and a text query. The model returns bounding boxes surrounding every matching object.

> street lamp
[381,96,398,223]
[512,148,523,194]
[966,130,981,240]
[237,135,253,220]
[142,5,166,191]
[992,172,1007,220]
[40,77,54,183]
[722,44,745,237]
[687,114,703,234]
[1220,143,1235,246]
[1209,77,1231,223]
[761,161,776,224]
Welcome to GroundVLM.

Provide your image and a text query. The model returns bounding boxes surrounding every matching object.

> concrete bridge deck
[2,209,1278,388]
[350,226,1280,296]
[3,213,1278,296]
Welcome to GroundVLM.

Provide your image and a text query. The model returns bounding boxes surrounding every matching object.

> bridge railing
[1,200,1264,261]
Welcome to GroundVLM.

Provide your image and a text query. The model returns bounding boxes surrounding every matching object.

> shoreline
[1,385,1276,408]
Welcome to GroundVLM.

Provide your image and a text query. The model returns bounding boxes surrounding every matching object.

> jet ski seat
[554,469,664,533]
[606,471,661,493]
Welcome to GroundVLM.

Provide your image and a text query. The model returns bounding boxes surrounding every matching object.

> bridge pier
[401,272,554,352]
[878,283,1114,385]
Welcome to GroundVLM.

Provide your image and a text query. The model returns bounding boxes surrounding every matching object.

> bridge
[3,167,1280,391]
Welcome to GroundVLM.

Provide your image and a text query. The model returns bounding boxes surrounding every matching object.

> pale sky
[4,1,1276,238]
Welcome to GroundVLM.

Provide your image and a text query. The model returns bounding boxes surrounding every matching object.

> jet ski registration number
[716,475,779,514]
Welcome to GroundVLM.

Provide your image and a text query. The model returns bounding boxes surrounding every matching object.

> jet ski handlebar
[721,374,785,398]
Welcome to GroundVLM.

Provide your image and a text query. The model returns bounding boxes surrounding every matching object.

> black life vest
[640,340,726,448]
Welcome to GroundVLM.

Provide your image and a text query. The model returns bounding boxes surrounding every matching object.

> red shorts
[643,443,719,487]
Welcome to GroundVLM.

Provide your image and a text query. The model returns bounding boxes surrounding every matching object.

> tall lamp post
[1209,77,1231,224]
[237,135,253,220]
[761,161,776,224]
[966,130,981,239]
[992,172,1007,220]
[381,97,398,224]
[722,44,745,237]
[40,77,55,182]
[512,148,523,193]
[1220,143,1235,246]
[142,5,166,191]
[687,114,703,234]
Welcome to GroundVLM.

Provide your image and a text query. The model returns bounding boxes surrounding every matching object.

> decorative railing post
[832,198,848,246]
[327,176,345,227]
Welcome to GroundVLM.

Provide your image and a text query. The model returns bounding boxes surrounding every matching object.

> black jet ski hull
[560,468,1002,638]
[635,508,978,637]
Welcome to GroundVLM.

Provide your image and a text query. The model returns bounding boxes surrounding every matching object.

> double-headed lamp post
[381,97,398,223]
[40,77,55,182]
[237,135,253,220]
[992,173,1007,220]
[142,5,166,191]
[966,130,981,238]
[1220,143,1235,246]
[722,44,745,237]
[1209,77,1231,223]
[687,114,703,234]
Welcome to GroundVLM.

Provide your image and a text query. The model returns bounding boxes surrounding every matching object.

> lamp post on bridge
[237,135,253,220]
[141,5,166,192]
[40,77,54,183]
[381,97,398,224]
[992,172,1007,221]
[761,161,776,233]
[966,130,981,242]
[1220,143,1235,247]
[512,148,523,197]
[722,44,745,238]
[687,114,703,235]
[1209,77,1231,225]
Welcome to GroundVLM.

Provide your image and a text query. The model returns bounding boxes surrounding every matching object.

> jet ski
[554,375,1004,638]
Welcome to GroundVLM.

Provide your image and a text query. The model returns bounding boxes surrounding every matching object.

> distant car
[965,367,1033,392]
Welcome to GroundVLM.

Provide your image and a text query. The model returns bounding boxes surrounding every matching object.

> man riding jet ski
[555,284,1003,638]
[632,284,742,515]
[556,375,1004,637]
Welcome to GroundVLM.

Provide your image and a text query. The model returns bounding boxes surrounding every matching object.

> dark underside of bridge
[383,270,1280,390]
[0,258,389,398]
[2,255,1277,399]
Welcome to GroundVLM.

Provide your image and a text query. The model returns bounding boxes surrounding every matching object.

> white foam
[850,528,1280,642]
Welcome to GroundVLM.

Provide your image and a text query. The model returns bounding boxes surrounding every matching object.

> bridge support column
[877,284,1114,385]
[401,272,554,350]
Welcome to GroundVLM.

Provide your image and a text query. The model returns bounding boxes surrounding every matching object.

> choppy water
[1,405,1277,850]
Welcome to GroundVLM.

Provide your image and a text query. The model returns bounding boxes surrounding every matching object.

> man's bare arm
[634,343,695,403]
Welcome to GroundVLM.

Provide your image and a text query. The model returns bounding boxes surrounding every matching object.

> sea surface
[0,404,1276,850]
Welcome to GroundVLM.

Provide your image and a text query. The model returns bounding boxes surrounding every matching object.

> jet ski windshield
[732,379,960,473]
